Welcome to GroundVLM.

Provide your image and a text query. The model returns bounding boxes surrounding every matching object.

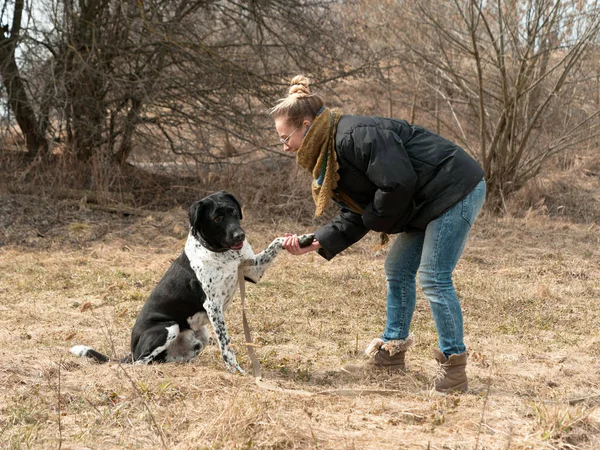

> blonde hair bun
[288,75,311,97]
[269,74,324,121]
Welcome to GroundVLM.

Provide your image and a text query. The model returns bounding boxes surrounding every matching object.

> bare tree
[358,0,600,211]
[413,0,600,209]
[1,0,376,180]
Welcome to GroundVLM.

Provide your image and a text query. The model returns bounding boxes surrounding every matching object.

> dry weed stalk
[56,355,63,450]
[102,317,169,449]
[474,358,493,450]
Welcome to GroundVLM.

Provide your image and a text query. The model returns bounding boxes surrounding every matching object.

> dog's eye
[214,216,223,223]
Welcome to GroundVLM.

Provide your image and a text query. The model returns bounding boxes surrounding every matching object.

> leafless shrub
[2,0,600,218]
[355,0,600,212]
[1,0,377,191]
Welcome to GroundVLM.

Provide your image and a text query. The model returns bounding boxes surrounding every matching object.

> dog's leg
[165,327,209,362]
[204,300,244,374]
[132,323,180,364]
[195,325,211,348]
[240,237,283,283]
[242,234,315,282]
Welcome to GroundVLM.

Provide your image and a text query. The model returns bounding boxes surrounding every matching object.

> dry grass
[508,151,600,224]
[2,183,600,449]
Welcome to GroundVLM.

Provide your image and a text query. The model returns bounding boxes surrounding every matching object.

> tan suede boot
[343,335,414,374]
[433,349,468,393]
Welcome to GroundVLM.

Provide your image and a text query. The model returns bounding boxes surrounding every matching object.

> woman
[273,76,485,393]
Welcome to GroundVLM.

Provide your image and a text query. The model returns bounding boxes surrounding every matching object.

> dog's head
[189,191,245,252]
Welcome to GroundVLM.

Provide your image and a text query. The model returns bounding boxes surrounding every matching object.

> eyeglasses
[279,126,300,146]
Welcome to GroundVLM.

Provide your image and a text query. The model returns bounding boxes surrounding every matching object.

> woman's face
[275,117,310,153]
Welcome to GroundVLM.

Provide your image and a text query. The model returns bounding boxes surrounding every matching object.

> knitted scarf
[296,107,344,217]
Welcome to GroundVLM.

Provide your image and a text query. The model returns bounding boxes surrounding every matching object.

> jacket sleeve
[314,209,369,260]
[349,126,417,232]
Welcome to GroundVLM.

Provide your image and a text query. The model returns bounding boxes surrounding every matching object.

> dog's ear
[189,199,209,237]
[221,191,243,220]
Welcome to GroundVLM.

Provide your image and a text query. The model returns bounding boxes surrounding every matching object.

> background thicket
[1,0,599,217]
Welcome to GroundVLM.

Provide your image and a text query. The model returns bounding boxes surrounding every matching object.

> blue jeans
[382,179,486,356]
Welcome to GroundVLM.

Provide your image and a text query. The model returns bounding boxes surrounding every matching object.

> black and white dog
[71,191,313,373]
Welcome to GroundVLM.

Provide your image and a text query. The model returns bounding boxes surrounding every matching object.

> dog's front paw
[298,233,316,248]
[223,349,245,374]
[225,360,245,375]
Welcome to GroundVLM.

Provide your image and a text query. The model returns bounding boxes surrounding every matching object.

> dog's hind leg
[133,322,180,364]
[165,326,210,362]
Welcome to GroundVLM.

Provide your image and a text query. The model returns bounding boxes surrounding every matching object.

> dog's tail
[70,345,132,364]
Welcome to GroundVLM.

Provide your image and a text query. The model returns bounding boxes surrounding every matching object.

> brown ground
[1,177,600,449]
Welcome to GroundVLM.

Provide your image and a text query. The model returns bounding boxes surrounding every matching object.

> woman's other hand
[283,233,321,255]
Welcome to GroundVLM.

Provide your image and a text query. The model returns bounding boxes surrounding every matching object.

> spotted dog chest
[185,236,242,312]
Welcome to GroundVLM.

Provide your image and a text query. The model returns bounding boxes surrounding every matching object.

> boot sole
[435,381,468,394]
[340,364,406,374]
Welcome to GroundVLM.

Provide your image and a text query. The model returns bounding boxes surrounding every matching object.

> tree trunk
[0,0,47,157]
[114,97,143,165]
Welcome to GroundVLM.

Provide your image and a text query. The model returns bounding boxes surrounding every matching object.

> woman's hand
[283,233,321,255]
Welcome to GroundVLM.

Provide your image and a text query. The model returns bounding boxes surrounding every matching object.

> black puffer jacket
[314,115,484,260]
